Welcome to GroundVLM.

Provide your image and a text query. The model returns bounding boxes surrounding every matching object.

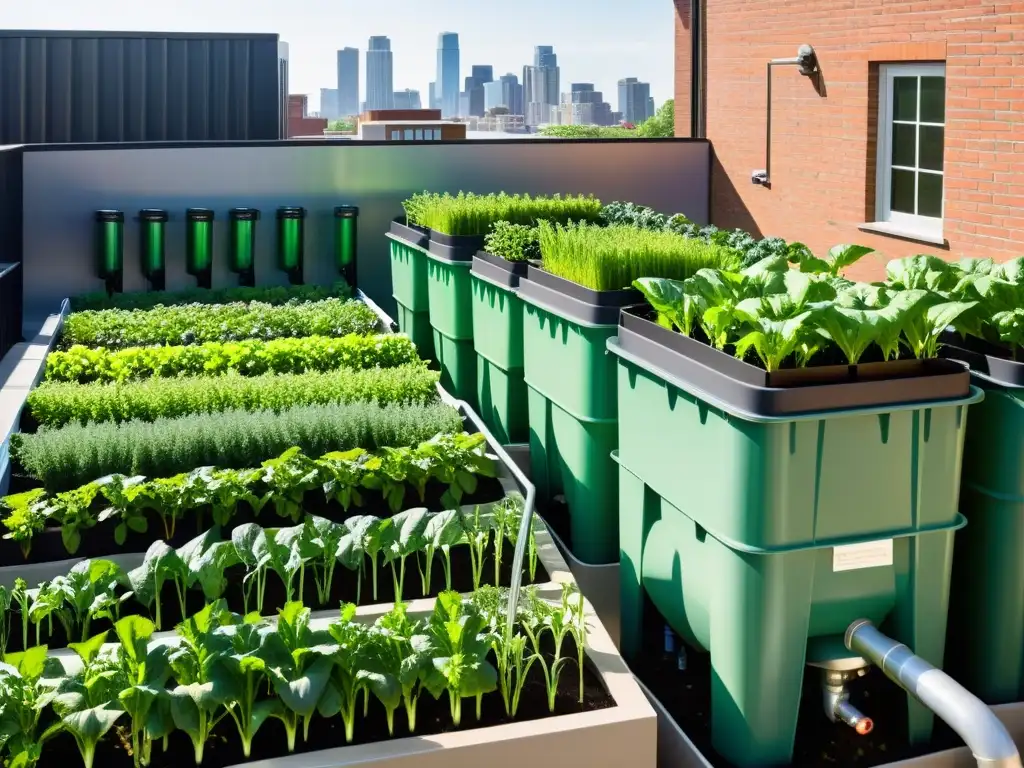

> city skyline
[1,0,672,114]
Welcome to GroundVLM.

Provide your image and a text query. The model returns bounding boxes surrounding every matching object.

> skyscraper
[523,45,559,126]
[320,88,339,119]
[461,65,493,117]
[568,83,613,126]
[337,47,359,117]
[393,89,422,109]
[437,33,460,118]
[483,73,524,116]
[428,82,439,110]
[366,37,394,111]
[618,77,653,124]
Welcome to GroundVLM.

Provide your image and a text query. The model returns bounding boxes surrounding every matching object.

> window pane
[919,125,944,171]
[404,129,414,140]
[891,169,916,214]
[893,76,918,121]
[918,172,943,218]
[920,77,945,123]
[434,130,442,140]
[390,130,400,140]
[892,123,917,168]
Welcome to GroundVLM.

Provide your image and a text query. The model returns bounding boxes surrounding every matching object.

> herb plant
[402,192,601,236]
[538,221,739,291]
[60,298,380,351]
[69,281,351,313]
[45,333,419,385]
[28,365,440,429]
[483,222,540,262]
[14,400,464,492]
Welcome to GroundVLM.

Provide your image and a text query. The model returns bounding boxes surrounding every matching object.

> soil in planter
[630,596,963,767]
[0,474,507,566]
[36,633,615,768]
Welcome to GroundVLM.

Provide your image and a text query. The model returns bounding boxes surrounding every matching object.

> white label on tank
[832,539,894,572]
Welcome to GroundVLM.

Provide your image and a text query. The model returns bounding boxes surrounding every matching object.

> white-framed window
[404,129,415,140]
[875,63,946,239]
[389,130,401,141]
[414,129,423,140]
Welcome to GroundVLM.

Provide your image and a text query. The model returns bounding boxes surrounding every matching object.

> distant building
[464,114,528,133]
[393,89,422,110]
[287,94,328,137]
[523,46,559,127]
[459,91,470,118]
[428,81,440,110]
[567,83,614,125]
[366,36,394,111]
[618,77,653,124]
[437,33,460,118]
[320,88,339,119]
[483,73,523,116]
[358,109,466,141]
[648,96,656,120]
[462,65,494,117]
[337,47,359,116]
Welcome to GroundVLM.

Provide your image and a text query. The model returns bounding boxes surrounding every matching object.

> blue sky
[2,0,675,114]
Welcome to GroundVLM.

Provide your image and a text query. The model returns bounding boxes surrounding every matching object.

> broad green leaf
[886,255,959,293]
[62,702,125,746]
[4,646,48,682]
[827,244,875,275]
[271,657,334,718]
[68,631,109,668]
[114,616,156,666]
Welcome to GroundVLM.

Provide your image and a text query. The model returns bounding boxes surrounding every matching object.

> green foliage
[483,222,540,263]
[635,99,675,138]
[1,497,539,647]
[634,249,981,371]
[70,282,351,313]
[537,125,638,139]
[3,433,498,558]
[60,299,380,351]
[401,191,602,236]
[45,333,419,385]
[327,118,356,132]
[28,365,440,429]
[537,221,739,291]
[14,401,464,492]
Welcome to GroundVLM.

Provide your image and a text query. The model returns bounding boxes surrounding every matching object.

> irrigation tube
[355,288,538,634]
[846,620,1022,768]
[454,400,538,635]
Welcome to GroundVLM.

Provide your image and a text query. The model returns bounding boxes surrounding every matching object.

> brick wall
[677,0,1024,280]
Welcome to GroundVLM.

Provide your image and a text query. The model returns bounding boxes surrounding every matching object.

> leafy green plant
[28,364,440,429]
[60,298,380,351]
[402,192,601,236]
[414,591,497,726]
[14,400,463,492]
[633,249,982,371]
[44,333,419,385]
[111,615,170,768]
[0,646,64,768]
[214,613,280,759]
[483,222,540,262]
[70,281,351,313]
[538,221,738,291]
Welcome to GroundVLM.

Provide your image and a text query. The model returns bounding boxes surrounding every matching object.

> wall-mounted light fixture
[751,44,820,188]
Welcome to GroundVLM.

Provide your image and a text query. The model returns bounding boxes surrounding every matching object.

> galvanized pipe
[846,619,1022,768]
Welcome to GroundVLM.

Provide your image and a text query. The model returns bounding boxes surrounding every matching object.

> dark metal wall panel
[19,141,712,315]
[0,147,25,328]
[0,32,281,144]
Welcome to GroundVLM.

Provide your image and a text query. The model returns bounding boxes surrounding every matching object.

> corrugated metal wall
[0,32,282,144]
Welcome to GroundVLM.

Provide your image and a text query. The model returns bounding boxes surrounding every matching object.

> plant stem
[404,694,418,733]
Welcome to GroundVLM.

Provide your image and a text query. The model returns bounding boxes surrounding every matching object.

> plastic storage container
[519,266,640,564]
[610,319,981,768]
[941,336,1024,705]
[470,252,529,444]
[387,229,434,360]
[427,250,478,408]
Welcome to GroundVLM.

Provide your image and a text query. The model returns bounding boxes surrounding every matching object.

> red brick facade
[675,0,1024,280]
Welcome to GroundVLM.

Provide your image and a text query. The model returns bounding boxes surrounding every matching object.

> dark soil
[0,474,507,566]
[8,542,550,653]
[36,633,615,768]
[630,596,963,767]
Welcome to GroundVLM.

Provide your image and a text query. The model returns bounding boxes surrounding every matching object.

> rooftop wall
[17,139,711,318]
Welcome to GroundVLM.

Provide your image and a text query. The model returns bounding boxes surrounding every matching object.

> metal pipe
[752,45,819,188]
[846,619,1022,768]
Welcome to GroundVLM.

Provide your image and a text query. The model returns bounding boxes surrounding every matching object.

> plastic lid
[139,209,168,222]
[334,205,359,217]
[229,208,261,221]
[277,206,307,219]
[186,208,215,221]
[95,210,124,223]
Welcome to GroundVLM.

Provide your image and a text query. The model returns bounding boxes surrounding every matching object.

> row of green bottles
[94,206,359,292]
